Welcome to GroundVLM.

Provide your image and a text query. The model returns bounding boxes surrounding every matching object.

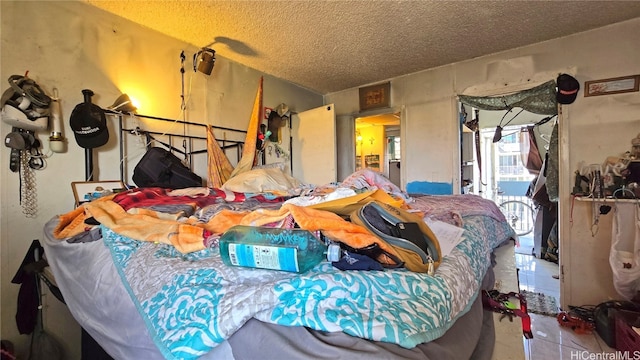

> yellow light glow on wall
[128,95,141,110]
[117,83,147,112]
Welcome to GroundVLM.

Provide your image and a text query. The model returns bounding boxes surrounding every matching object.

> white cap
[326,244,341,262]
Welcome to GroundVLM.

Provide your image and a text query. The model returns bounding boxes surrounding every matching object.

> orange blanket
[86,200,206,253]
[53,195,115,239]
[53,198,402,266]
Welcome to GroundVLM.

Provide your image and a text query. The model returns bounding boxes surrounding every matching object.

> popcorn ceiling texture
[84,1,640,94]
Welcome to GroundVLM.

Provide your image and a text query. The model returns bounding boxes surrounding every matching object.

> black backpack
[132,147,202,189]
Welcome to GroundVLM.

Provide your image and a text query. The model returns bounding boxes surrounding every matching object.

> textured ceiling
[83,1,640,95]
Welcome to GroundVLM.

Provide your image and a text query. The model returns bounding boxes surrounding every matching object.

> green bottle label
[228,244,299,272]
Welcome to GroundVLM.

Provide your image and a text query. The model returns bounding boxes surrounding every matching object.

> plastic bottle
[219,225,340,273]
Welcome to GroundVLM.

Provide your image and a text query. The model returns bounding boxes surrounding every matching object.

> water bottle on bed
[219,225,340,273]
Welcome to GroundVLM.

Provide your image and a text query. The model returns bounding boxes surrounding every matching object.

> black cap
[70,89,109,149]
[556,74,580,105]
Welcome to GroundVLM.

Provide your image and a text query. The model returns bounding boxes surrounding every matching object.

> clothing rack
[108,110,248,185]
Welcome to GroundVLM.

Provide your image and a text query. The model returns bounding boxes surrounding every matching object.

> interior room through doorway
[354,112,401,186]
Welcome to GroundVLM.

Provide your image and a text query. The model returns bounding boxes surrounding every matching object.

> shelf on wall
[574,196,639,203]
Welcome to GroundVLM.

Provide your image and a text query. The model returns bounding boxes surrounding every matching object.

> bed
[41,167,516,360]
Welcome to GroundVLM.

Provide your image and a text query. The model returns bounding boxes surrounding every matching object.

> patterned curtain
[229,77,263,178]
[206,126,234,188]
[207,77,263,187]
[458,80,558,115]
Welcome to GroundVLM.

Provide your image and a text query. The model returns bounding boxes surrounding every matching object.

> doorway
[460,104,560,301]
[354,112,401,186]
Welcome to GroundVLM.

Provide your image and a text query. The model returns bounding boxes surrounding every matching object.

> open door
[291,104,336,185]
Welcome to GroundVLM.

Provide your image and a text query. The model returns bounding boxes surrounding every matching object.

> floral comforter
[102,193,514,360]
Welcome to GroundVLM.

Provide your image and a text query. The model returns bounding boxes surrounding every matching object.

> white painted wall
[0,2,322,358]
[326,19,640,310]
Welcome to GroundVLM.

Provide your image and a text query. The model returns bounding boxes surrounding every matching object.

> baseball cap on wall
[70,89,109,149]
[556,74,580,105]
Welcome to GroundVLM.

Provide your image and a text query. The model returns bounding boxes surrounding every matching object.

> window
[502,132,517,144]
[498,154,522,176]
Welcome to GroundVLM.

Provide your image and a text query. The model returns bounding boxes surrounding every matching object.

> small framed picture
[585,75,640,97]
[71,180,125,207]
[359,82,391,111]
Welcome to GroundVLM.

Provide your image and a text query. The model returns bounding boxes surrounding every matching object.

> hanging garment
[462,108,484,186]
[11,240,44,335]
[519,126,543,175]
[609,202,640,301]
[529,154,553,209]
[267,110,287,143]
[546,123,559,202]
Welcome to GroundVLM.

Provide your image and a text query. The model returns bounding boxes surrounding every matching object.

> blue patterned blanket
[103,214,514,360]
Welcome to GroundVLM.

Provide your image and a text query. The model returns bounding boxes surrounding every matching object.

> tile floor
[515,236,618,359]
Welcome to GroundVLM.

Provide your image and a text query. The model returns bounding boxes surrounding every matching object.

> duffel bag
[132,147,202,189]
